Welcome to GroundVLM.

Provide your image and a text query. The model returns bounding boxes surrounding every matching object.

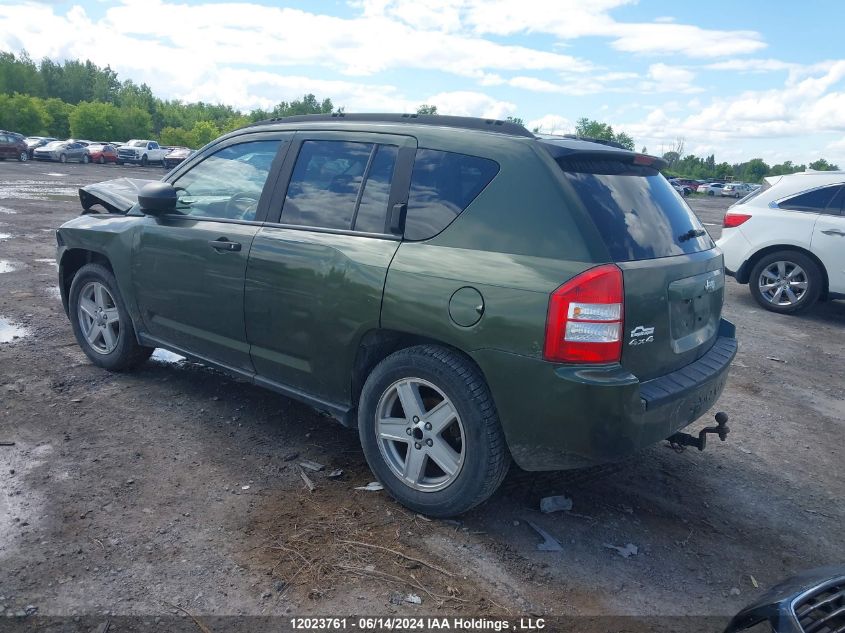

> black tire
[82,154,90,164]
[98,155,105,164]
[140,154,148,167]
[708,190,714,196]
[68,263,153,370]
[116,160,124,165]
[59,153,67,163]
[18,151,28,162]
[748,250,822,314]
[358,345,510,517]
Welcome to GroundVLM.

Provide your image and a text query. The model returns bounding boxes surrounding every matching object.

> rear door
[554,157,721,380]
[810,185,845,293]
[244,131,415,404]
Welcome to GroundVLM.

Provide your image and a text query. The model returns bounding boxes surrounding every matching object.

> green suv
[58,114,736,516]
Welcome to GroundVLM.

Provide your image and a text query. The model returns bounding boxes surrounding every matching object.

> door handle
[821,229,845,236]
[209,238,242,252]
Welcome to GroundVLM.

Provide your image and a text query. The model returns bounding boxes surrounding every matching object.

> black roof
[248,112,535,138]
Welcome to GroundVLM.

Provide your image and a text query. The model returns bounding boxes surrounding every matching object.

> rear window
[557,158,713,262]
[778,184,843,212]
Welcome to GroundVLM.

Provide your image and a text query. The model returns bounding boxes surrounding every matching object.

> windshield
[557,158,713,262]
[129,141,146,147]
[43,142,63,149]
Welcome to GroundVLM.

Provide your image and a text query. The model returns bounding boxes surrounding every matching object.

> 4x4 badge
[705,278,717,292]
[629,325,655,345]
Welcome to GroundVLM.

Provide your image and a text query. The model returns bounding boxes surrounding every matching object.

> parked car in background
[33,140,90,163]
[722,183,753,198]
[162,146,194,169]
[698,182,725,196]
[86,143,119,164]
[61,113,736,517]
[717,171,845,314]
[116,140,169,166]
[669,179,691,196]
[0,130,29,161]
[24,136,57,158]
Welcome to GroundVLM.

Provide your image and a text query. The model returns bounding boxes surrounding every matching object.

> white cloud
[527,114,573,135]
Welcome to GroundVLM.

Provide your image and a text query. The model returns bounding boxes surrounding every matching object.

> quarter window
[172,140,281,221]
[779,185,843,213]
[404,149,499,241]
[282,140,398,233]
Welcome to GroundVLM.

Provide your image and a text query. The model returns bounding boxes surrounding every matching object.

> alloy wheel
[375,378,466,492]
[77,281,121,354]
[758,260,808,307]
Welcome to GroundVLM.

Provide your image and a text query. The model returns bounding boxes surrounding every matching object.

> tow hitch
[668,412,730,452]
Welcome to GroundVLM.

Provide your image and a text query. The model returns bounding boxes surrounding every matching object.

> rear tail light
[723,212,752,228]
[544,264,624,364]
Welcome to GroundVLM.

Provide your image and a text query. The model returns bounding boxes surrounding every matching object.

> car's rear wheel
[358,345,510,517]
[749,251,822,314]
[18,151,28,162]
[69,263,153,370]
[82,154,90,164]
[98,155,105,164]
[59,153,67,163]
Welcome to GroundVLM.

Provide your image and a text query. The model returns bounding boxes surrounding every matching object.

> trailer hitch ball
[668,412,730,452]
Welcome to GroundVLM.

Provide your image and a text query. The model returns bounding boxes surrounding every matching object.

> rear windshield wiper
[678,228,707,242]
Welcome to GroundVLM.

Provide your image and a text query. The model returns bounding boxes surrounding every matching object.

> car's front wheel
[59,153,67,163]
[140,154,148,167]
[749,251,822,314]
[18,151,28,162]
[69,263,153,370]
[358,345,510,517]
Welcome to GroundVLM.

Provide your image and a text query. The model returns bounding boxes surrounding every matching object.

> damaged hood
[79,177,158,214]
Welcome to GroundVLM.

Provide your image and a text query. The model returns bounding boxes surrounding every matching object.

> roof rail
[247,112,535,138]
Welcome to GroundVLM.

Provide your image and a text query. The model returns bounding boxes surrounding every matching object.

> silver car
[32,140,90,163]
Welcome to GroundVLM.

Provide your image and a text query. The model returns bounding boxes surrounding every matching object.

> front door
[132,134,290,372]
[245,132,415,404]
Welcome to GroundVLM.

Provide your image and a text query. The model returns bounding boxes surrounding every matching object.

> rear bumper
[472,319,737,471]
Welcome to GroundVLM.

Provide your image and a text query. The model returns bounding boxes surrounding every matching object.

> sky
[2,0,845,166]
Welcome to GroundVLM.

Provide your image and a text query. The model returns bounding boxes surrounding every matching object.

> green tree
[506,116,525,126]
[0,93,49,135]
[808,158,840,171]
[574,117,635,150]
[113,106,153,140]
[0,51,45,97]
[43,98,75,138]
[159,126,195,147]
[741,158,770,183]
[190,120,220,147]
[416,104,438,115]
[69,101,119,140]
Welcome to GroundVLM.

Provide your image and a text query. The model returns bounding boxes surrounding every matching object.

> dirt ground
[1,162,843,627]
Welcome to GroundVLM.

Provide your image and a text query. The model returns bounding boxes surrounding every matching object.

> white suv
[717,171,845,313]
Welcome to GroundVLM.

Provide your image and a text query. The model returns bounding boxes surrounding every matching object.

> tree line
[0,51,840,180]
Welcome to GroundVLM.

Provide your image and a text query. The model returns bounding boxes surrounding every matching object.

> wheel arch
[738,244,829,300]
[349,329,491,424]
[59,248,115,315]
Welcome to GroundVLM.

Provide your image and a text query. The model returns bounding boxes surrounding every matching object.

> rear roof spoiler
[539,137,669,171]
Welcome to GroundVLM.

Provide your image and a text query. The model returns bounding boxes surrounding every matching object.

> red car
[85,143,118,164]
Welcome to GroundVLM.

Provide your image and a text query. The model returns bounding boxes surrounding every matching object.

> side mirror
[138,182,177,215]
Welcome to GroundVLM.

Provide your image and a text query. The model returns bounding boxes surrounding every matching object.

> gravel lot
[1,162,843,626]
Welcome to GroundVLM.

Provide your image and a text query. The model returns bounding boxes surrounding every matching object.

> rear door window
[282,140,400,233]
[557,158,713,262]
[779,185,843,213]
[404,149,499,241]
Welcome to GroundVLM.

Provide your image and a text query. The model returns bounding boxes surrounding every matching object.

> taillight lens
[544,264,624,364]
[723,212,752,228]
